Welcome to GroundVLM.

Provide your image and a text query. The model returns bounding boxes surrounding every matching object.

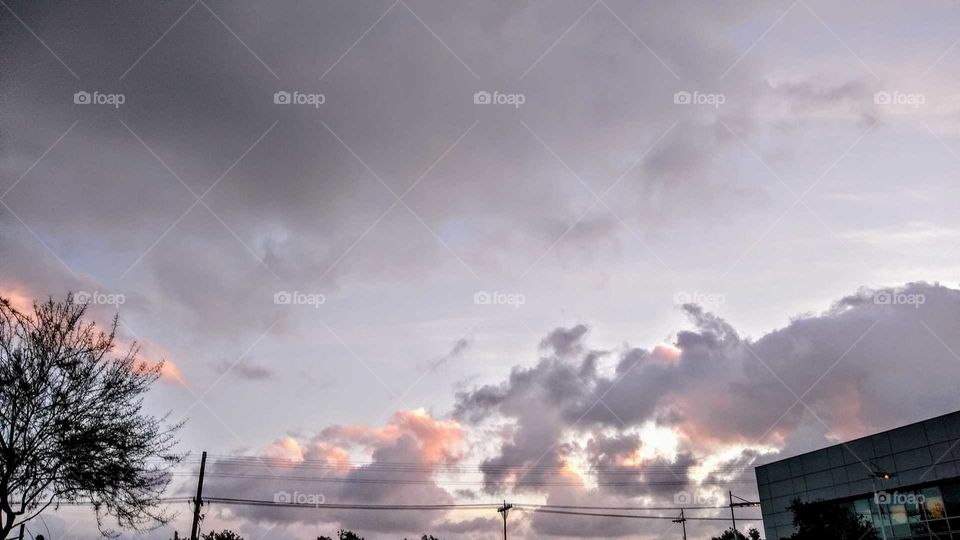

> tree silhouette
[200,530,244,540]
[711,527,762,540]
[337,530,364,540]
[0,295,182,539]
[785,498,878,540]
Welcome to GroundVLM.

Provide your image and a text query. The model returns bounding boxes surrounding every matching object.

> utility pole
[729,490,737,535]
[18,523,24,540]
[497,500,513,540]
[672,509,687,540]
[190,451,207,540]
[868,462,896,540]
[728,491,761,537]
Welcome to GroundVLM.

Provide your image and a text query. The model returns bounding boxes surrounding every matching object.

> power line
[504,507,735,522]
[9,498,758,514]
[159,448,762,537]
[196,497,760,519]
[204,498,501,510]
[513,503,751,511]
[169,454,757,469]
[168,460,757,475]
[172,472,757,487]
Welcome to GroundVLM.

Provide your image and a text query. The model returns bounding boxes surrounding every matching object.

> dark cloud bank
[0,0,819,344]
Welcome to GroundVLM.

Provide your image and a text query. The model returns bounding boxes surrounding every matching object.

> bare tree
[0,295,182,538]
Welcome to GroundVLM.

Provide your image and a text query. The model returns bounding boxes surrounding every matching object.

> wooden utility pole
[672,509,687,540]
[190,451,207,540]
[497,500,513,540]
[729,490,737,535]
[728,491,761,537]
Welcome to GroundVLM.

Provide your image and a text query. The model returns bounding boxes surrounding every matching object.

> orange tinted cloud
[0,284,36,313]
[123,337,189,388]
[321,408,465,464]
[159,360,187,385]
[1,286,188,387]
[307,441,352,467]
[266,436,306,462]
[653,344,682,362]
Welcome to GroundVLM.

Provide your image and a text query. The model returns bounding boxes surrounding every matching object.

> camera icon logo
[673,491,692,505]
[874,290,892,305]
[875,491,891,505]
[74,91,91,105]
[673,91,691,105]
[473,291,492,305]
[274,291,292,304]
[474,91,492,105]
[874,91,892,105]
[274,91,291,105]
[274,491,292,503]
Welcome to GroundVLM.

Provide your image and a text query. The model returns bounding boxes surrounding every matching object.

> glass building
[756,411,960,539]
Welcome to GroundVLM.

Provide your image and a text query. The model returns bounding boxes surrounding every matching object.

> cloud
[0,288,188,388]
[166,282,960,538]
[203,409,466,534]
[212,359,275,381]
[114,333,189,388]
[539,324,590,358]
[451,282,960,535]
[0,0,774,342]
[424,337,472,372]
[0,284,37,314]
[762,76,877,124]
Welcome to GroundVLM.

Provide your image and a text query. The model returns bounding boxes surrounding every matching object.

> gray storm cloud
[0,0,783,342]
[457,283,960,461]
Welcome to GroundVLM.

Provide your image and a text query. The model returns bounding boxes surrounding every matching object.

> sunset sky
[3,1,960,538]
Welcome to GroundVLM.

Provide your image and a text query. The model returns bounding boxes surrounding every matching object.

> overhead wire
[196,497,758,521]
[138,456,764,523]
[164,456,757,473]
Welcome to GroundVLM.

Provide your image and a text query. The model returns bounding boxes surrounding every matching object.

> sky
[2,1,960,538]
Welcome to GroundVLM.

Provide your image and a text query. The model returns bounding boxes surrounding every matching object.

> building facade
[756,411,960,540]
